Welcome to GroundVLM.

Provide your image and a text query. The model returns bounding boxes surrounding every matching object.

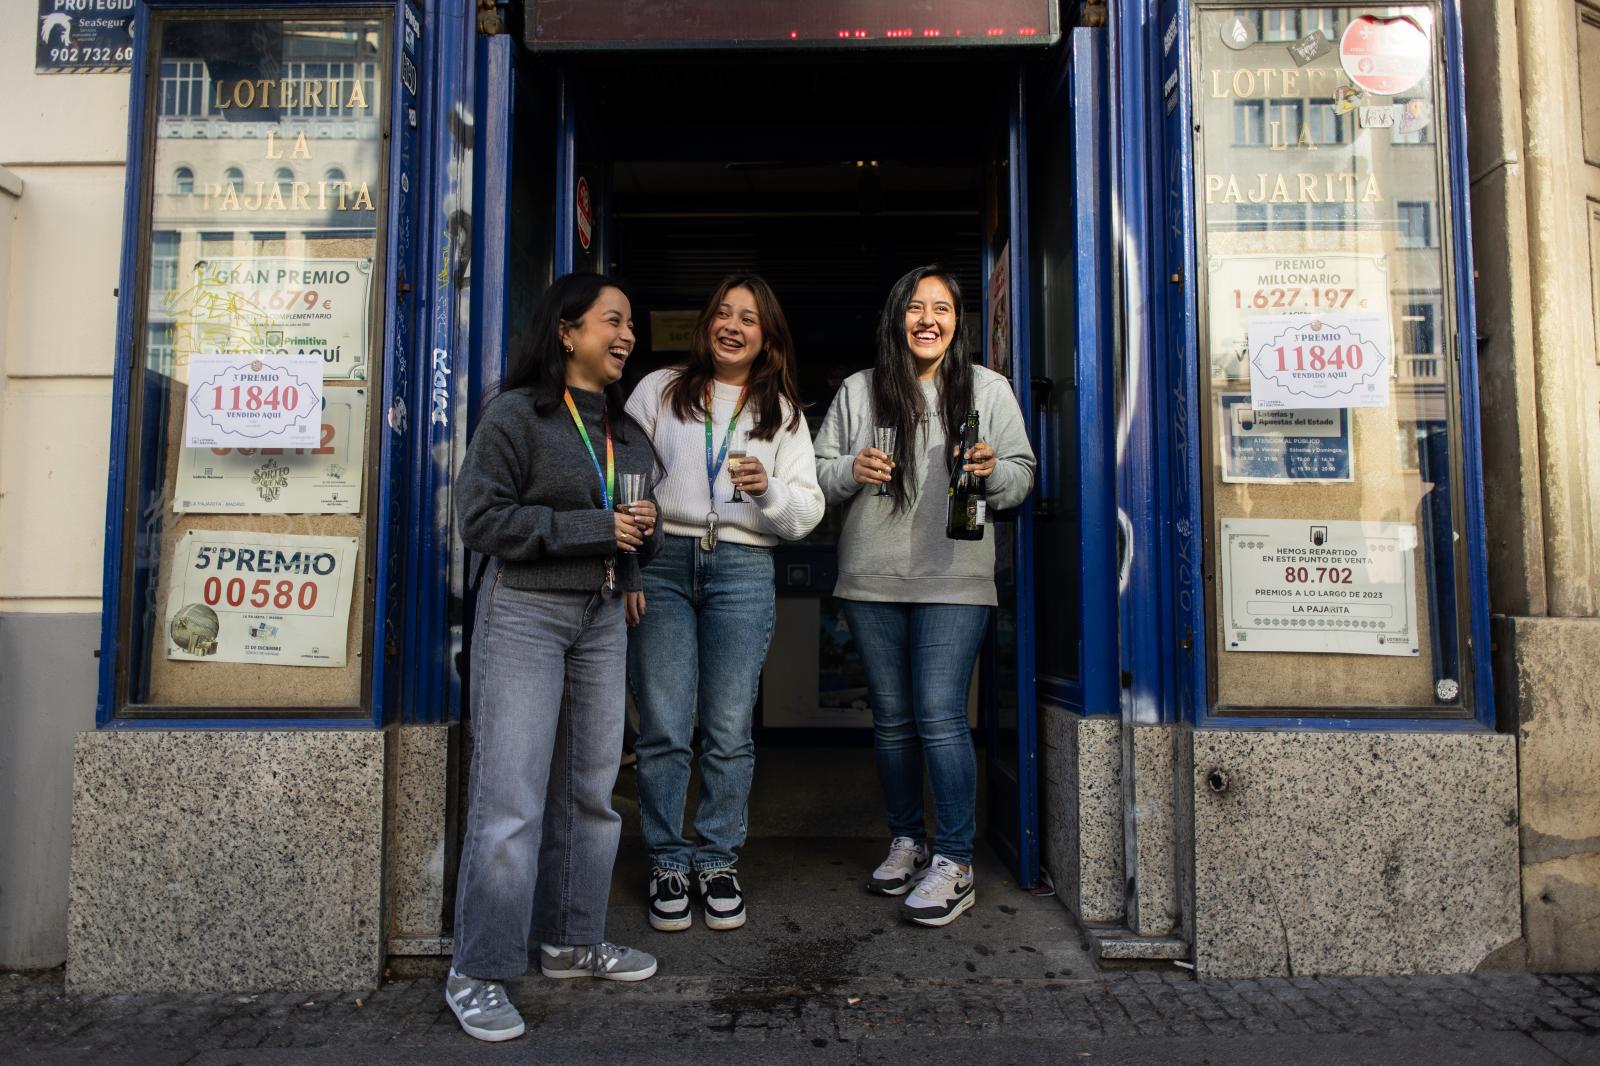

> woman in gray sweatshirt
[446,273,664,1043]
[813,264,1036,929]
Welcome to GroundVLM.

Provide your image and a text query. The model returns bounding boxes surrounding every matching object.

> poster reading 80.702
[1220,518,1419,657]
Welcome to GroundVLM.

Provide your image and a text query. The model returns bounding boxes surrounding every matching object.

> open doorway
[469,41,1098,954]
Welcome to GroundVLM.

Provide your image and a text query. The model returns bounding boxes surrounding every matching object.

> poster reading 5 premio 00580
[165,531,359,667]
[1220,518,1419,657]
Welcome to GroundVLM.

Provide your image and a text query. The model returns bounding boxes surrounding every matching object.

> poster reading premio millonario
[165,531,359,667]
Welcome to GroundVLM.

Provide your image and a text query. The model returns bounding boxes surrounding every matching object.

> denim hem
[533,929,605,949]
[693,858,739,874]
[452,958,530,981]
[649,858,692,873]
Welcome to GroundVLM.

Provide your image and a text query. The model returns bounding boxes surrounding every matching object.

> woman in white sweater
[624,275,824,934]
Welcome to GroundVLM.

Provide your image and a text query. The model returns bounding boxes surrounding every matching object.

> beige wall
[0,13,129,614]
[1464,0,1600,973]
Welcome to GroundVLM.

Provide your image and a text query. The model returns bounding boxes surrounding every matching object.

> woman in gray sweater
[814,265,1036,928]
[446,273,664,1042]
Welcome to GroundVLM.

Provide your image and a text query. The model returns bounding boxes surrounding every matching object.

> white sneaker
[901,855,975,926]
[868,836,930,896]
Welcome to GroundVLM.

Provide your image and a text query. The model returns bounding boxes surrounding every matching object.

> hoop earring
[564,343,575,354]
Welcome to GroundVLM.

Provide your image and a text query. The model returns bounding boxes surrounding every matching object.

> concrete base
[385,725,451,948]
[1190,729,1521,977]
[0,613,99,968]
[1040,708,1123,923]
[1497,616,1600,972]
[1081,920,1188,964]
[1130,725,1178,937]
[68,730,386,992]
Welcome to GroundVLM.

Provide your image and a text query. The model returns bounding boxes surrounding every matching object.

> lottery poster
[164,531,359,667]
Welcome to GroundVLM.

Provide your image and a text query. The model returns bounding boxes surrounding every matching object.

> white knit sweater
[625,368,825,547]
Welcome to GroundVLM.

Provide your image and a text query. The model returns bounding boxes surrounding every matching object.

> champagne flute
[872,426,897,498]
[727,428,749,503]
[616,473,646,552]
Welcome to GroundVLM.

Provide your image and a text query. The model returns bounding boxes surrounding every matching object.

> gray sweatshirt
[455,386,661,593]
[813,366,1036,606]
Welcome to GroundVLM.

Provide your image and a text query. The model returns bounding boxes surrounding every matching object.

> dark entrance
[469,32,1112,897]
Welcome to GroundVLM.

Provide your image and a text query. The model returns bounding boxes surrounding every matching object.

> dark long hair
[872,265,972,512]
[662,274,803,441]
[498,271,633,441]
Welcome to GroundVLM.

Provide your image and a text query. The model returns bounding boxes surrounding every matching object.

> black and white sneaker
[901,855,975,927]
[868,836,930,896]
[649,867,692,932]
[696,867,747,930]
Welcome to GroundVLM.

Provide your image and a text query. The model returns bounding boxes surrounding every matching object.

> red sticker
[1339,16,1429,97]
[576,175,593,251]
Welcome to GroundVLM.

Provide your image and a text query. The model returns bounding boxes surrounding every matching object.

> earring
[564,343,574,354]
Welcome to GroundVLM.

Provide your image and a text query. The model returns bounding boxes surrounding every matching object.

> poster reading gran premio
[173,257,374,380]
[165,531,359,667]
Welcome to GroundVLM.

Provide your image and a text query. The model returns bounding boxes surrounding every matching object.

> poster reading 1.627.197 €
[165,531,359,667]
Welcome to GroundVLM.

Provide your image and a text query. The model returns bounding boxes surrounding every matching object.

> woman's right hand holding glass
[614,509,645,552]
[852,447,893,486]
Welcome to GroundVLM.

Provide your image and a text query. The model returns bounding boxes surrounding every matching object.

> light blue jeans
[453,567,627,979]
[840,600,990,866]
[629,535,776,873]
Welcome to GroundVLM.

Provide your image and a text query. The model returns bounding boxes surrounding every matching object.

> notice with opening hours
[164,530,359,666]
[183,352,324,449]
[1220,518,1418,656]
[173,388,366,514]
[1246,312,1392,410]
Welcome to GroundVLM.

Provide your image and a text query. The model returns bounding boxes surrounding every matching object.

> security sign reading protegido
[1246,312,1391,410]
[165,530,359,667]
[1220,518,1419,657]
[184,352,324,449]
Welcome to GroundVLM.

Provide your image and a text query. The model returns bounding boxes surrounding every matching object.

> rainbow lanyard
[704,383,749,498]
[562,389,614,510]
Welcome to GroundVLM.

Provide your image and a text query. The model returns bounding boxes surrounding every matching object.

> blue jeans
[453,568,627,978]
[629,535,776,872]
[841,600,990,866]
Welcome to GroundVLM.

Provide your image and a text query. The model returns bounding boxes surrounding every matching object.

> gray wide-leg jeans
[452,568,627,979]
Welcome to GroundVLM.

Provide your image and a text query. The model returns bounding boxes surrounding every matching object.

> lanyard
[562,389,614,510]
[703,383,749,499]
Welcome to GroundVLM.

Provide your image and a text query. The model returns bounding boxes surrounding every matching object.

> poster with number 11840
[1246,312,1392,411]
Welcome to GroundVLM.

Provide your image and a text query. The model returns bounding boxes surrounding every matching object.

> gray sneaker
[540,942,658,982]
[444,969,526,1042]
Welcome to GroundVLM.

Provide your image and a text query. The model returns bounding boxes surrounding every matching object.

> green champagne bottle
[945,410,986,541]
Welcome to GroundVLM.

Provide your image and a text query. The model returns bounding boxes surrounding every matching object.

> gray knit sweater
[813,367,1036,606]
[455,386,660,592]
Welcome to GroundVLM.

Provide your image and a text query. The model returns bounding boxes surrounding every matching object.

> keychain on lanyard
[702,383,748,551]
[563,389,617,588]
